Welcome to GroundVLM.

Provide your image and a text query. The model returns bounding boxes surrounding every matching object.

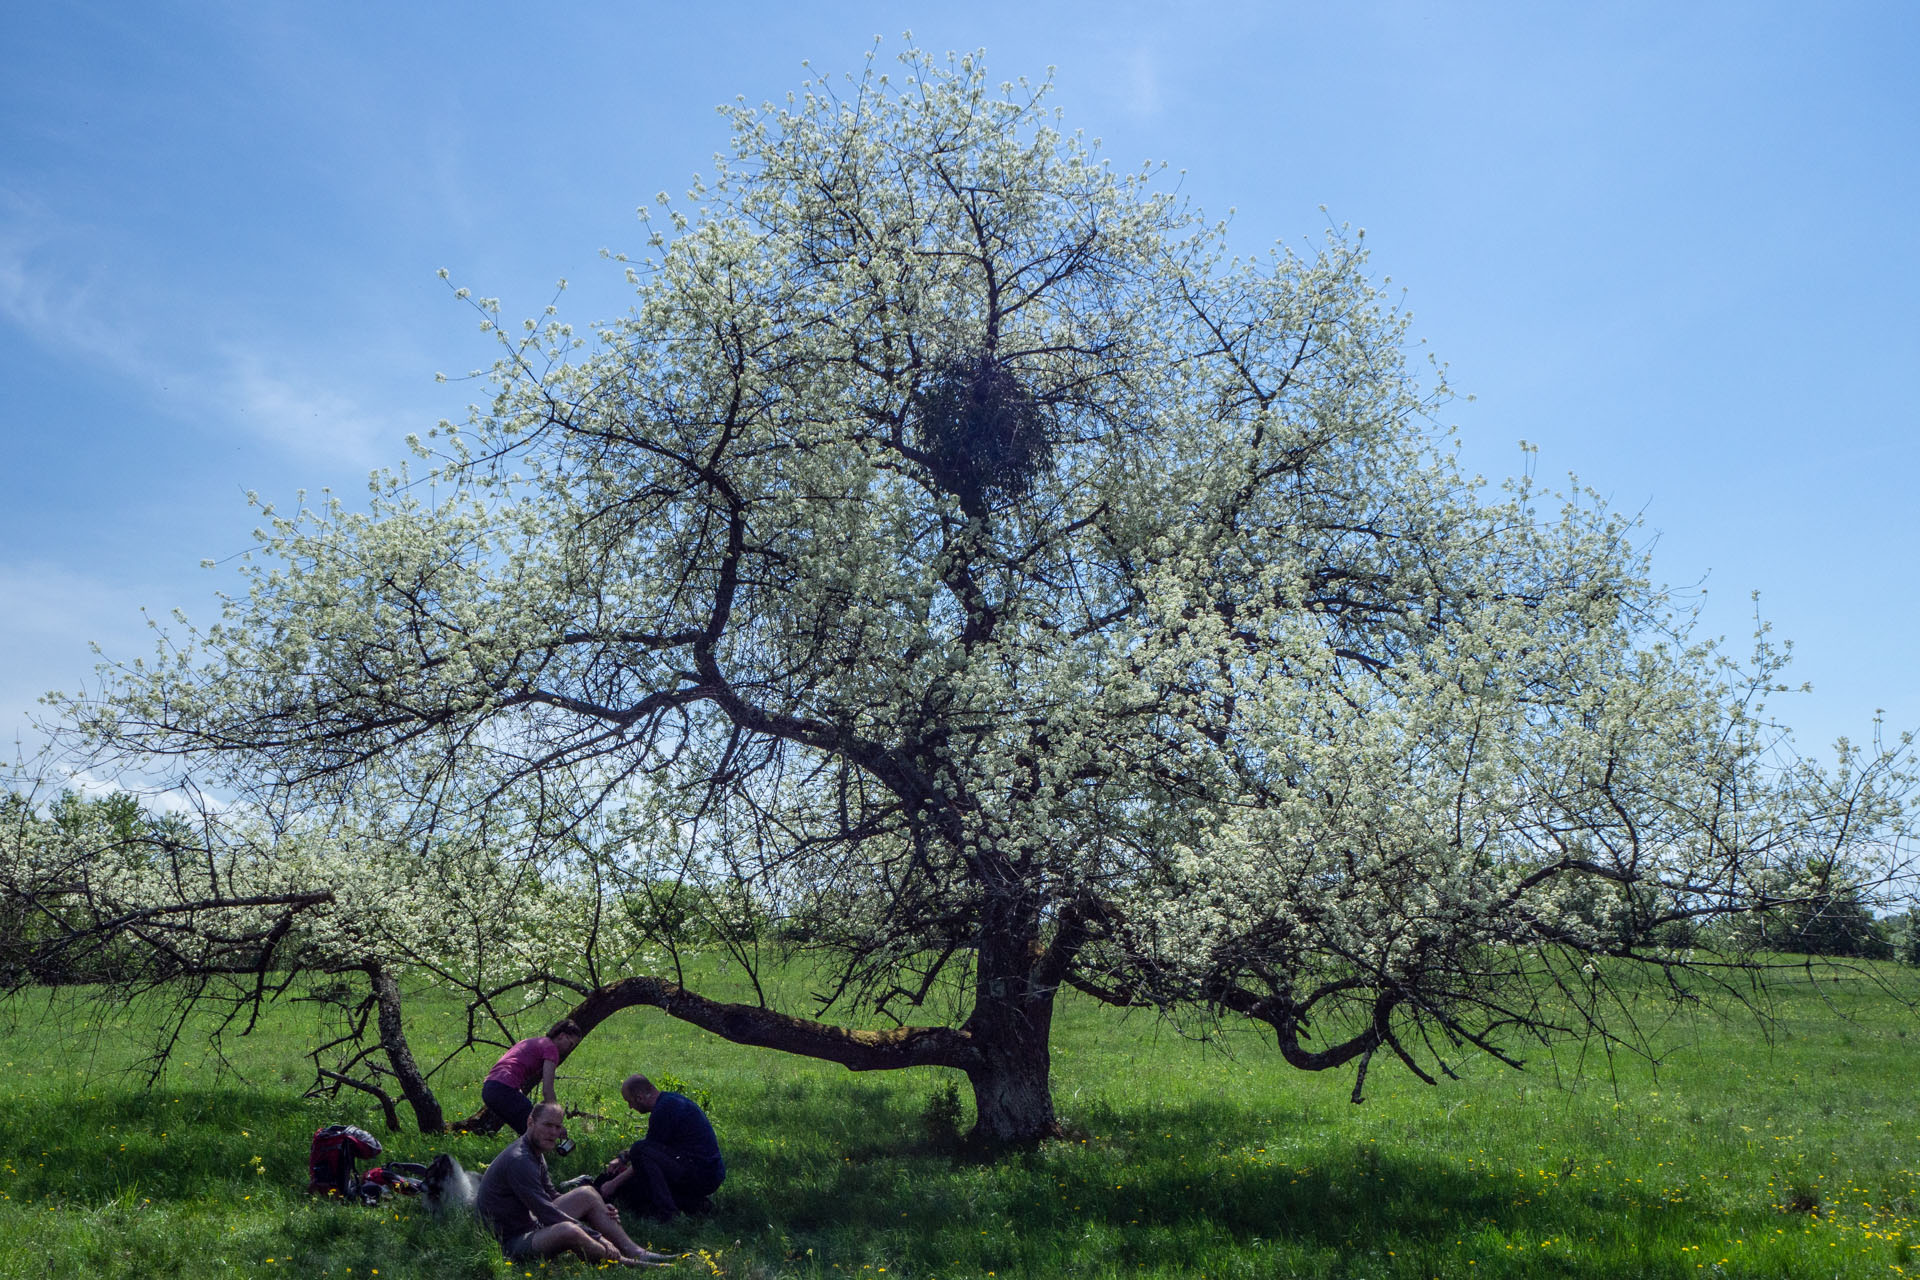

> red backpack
[307,1124,383,1196]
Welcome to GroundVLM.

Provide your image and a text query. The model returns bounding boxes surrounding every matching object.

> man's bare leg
[526,1219,621,1263]
[554,1186,675,1263]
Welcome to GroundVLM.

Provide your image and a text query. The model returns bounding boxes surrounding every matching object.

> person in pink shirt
[482,1018,584,1135]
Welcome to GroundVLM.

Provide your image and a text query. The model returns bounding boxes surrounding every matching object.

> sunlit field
[0,961,1914,1279]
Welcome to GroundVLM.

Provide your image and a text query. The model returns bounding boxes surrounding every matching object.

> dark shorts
[481,1079,534,1135]
[500,1228,541,1261]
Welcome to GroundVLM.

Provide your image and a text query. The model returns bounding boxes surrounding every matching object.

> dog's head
[422,1152,478,1214]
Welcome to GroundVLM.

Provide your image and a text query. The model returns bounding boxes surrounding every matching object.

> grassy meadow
[0,961,1915,1280]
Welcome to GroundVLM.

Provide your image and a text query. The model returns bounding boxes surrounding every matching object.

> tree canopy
[43,48,1917,1142]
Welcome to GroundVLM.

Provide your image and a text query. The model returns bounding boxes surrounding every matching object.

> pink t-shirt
[485,1036,559,1092]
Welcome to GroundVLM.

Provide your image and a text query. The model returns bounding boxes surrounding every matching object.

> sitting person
[476,1101,674,1267]
[596,1073,725,1220]
[481,1019,582,1135]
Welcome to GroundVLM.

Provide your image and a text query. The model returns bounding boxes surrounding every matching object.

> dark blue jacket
[640,1091,724,1182]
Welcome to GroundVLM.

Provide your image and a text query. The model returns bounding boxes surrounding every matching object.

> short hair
[529,1101,564,1124]
[548,1018,585,1042]
[621,1073,654,1100]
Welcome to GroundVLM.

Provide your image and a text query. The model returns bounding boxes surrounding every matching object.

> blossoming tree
[0,768,623,1132]
[63,48,1913,1141]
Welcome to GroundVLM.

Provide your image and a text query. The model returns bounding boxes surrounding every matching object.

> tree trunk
[369,963,444,1134]
[963,1022,1058,1143]
[961,906,1063,1144]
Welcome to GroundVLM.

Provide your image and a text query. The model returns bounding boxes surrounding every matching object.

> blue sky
[3,1,1914,765]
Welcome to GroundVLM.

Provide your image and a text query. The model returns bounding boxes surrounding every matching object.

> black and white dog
[421,1152,480,1216]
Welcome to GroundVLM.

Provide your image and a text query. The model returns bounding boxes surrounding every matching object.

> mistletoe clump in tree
[74,47,1913,1142]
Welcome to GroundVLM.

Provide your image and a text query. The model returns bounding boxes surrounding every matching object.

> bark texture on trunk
[961,909,1065,1143]
[369,963,445,1134]
[963,1032,1059,1143]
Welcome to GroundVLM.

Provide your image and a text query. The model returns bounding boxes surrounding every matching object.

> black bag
[307,1124,383,1196]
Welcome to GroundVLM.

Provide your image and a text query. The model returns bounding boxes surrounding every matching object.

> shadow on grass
[0,1086,506,1208]
[0,1074,1795,1279]
[697,1089,1779,1277]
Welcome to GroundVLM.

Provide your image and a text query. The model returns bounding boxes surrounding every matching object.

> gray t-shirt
[476,1135,572,1240]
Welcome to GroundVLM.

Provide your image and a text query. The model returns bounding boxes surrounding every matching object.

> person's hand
[583,1228,615,1260]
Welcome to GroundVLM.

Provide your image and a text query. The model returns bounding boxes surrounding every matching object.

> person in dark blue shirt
[595,1073,725,1220]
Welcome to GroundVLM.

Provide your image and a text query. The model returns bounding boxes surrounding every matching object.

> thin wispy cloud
[0,562,146,750]
[217,347,403,465]
[0,562,146,652]
[0,202,396,469]
[0,199,130,373]
[1121,48,1164,118]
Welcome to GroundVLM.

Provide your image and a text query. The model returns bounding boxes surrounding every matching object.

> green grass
[1,962,1916,1278]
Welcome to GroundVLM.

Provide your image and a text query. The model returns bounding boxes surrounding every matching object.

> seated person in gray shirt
[476,1102,674,1266]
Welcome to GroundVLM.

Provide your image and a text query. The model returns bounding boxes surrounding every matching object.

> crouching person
[599,1074,725,1220]
[480,1018,582,1136]
[478,1102,675,1268]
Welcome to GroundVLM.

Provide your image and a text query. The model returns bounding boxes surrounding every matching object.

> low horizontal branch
[564,974,979,1073]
